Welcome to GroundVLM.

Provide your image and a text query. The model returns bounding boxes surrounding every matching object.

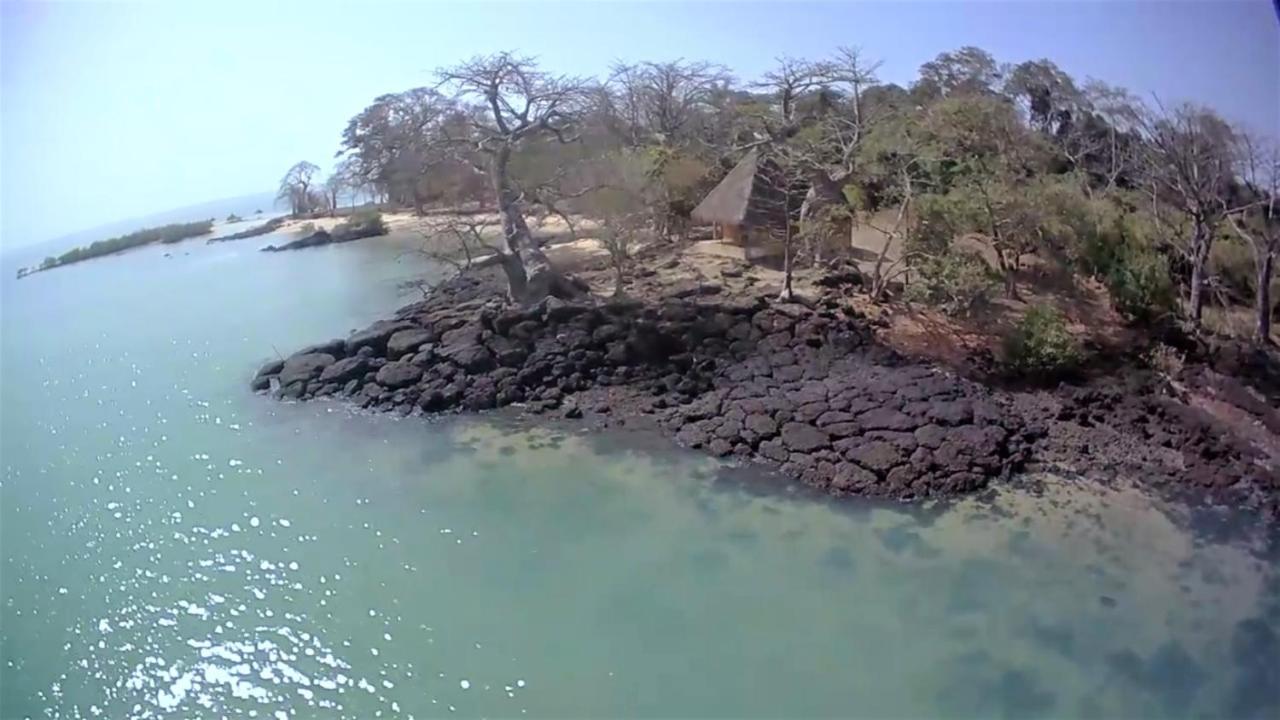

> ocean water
[1,230,1277,719]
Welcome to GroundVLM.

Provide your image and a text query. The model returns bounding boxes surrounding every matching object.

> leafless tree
[436,52,592,302]
[752,56,828,141]
[826,46,882,141]
[322,172,346,216]
[1139,101,1237,327]
[277,161,320,216]
[1078,80,1143,194]
[754,144,810,301]
[1227,131,1279,343]
[605,59,729,147]
[416,214,503,272]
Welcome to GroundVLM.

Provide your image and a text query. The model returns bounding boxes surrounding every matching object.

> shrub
[904,250,999,316]
[1105,245,1177,323]
[1061,199,1175,324]
[331,211,387,242]
[1211,237,1256,304]
[906,193,964,256]
[1003,304,1081,377]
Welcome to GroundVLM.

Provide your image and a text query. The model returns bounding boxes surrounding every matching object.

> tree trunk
[1188,222,1211,328]
[779,234,794,301]
[993,245,1018,300]
[491,146,533,301]
[1258,251,1274,344]
[489,145,583,305]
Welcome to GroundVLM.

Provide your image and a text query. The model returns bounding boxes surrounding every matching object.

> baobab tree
[436,52,591,303]
[277,161,320,216]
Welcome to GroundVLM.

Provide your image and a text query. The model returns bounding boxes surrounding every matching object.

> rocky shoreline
[252,266,1280,518]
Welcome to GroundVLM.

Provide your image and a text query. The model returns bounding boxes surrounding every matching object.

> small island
[19,219,214,276]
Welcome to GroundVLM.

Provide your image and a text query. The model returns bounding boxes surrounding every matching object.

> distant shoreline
[16,219,216,278]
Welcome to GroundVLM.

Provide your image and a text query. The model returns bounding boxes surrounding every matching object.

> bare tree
[605,59,729,147]
[576,151,654,295]
[436,52,591,303]
[1139,101,1236,327]
[322,172,347,216]
[752,56,828,141]
[277,161,320,216]
[826,46,883,139]
[754,144,809,301]
[1227,132,1279,343]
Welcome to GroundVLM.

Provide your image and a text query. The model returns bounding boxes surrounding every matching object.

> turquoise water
[1,231,1277,718]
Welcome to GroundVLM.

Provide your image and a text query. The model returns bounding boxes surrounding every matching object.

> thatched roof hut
[691,150,789,237]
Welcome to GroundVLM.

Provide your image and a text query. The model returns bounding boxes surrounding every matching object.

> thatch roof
[691,150,788,229]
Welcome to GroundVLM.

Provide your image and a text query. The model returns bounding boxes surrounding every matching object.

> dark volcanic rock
[319,356,369,384]
[278,353,334,388]
[386,328,433,359]
[781,423,830,452]
[346,320,415,355]
[297,338,346,358]
[255,358,284,379]
[257,270,1280,515]
[375,361,423,389]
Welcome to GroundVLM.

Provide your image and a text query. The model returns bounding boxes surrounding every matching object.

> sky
[1,0,1277,250]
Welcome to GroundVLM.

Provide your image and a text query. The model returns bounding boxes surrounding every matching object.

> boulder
[386,328,433,359]
[542,297,588,323]
[780,422,830,452]
[846,440,906,473]
[375,361,423,389]
[345,320,415,355]
[296,338,346,358]
[319,356,369,384]
[255,358,284,379]
[278,353,335,388]
[439,341,495,373]
[858,408,917,431]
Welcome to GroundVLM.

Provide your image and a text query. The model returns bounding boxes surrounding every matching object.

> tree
[1002,59,1082,136]
[604,59,729,147]
[751,56,828,141]
[914,46,1001,100]
[577,150,655,295]
[436,52,591,302]
[277,161,320,216]
[1139,101,1236,327]
[1227,131,1279,343]
[924,95,1050,298]
[855,105,929,300]
[754,144,810,301]
[338,88,454,209]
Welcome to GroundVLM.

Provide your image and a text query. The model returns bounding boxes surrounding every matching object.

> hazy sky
[2,0,1277,249]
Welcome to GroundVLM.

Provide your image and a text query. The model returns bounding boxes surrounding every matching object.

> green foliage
[331,210,386,242]
[1002,304,1082,377]
[904,250,999,316]
[1056,196,1176,323]
[906,193,962,254]
[47,220,214,269]
[1105,245,1177,323]
[1211,236,1258,303]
